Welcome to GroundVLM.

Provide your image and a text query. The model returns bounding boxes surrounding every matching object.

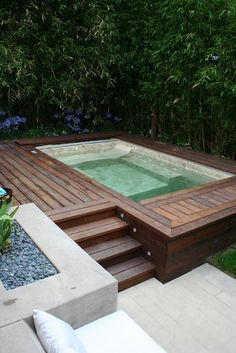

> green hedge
[0,0,236,158]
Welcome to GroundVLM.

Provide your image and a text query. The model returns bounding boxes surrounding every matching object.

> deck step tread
[106,256,149,274]
[66,217,128,242]
[106,256,155,291]
[86,236,141,263]
[48,201,116,223]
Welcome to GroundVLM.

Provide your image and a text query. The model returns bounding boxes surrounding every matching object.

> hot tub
[38,139,232,201]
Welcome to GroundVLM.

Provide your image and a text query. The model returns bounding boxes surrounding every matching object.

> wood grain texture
[1,133,236,284]
[15,131,124,146]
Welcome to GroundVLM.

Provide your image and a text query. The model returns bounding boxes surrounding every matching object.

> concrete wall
[0,204,118,353]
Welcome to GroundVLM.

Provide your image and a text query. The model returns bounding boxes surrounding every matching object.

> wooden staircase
[48,202,155,291]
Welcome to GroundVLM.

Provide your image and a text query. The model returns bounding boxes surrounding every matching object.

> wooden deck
[1,131,236,284]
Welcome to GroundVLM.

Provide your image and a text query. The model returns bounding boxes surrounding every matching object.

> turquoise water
[70,153,217,201]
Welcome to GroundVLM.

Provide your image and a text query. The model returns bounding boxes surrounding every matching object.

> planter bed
[0,221,58,290]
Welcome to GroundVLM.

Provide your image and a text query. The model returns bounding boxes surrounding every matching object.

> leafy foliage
[0,1,116,121]
[0,201,18,252]
[0,0,236,158]
[111,0,236,157]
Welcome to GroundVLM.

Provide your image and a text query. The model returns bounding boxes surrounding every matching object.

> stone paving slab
[118,264,236,353]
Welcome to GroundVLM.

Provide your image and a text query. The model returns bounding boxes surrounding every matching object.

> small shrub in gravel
[0,201,18,252]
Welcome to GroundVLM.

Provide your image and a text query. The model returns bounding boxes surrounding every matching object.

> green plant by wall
[0,201,19,252]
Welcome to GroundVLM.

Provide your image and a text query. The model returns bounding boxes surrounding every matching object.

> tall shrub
[111,0,236,157]
[0,1,116,123]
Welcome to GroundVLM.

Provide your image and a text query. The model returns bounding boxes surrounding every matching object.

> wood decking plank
[152,207,179,220]
[224,186,236,195]
[171,205,236,237]
[66,216,124,235]
[0,154,62,209]
[7,145,84,205]
[16,131,123,146]
[171,199,236,228]
[206,191,227,204]
[66,216,117,234]
[86,236,141,263]
[1,146,74,208]
[111,261,155,291]
[177,200,201,212]
[45,199,112,217]
[106,256,147,275]
[168,202,193,215]
[0,166,30,205]
[160,204,186,217]
[184,198,208,210]
[86,236,137,255]
[215,189,236,201]
[0,157,53,210]
[191,195,218,208]
[201,193,222,205]
[16,145,96,202]
[48,201,115,223]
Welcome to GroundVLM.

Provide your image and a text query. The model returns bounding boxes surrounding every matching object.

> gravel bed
[0,221,58,290]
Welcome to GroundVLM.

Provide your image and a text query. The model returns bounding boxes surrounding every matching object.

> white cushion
[60,348,78,353]
[75,310,167,353]
[33,310,87,353]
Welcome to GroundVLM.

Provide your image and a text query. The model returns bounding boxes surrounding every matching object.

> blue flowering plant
[0,110,27,135]
[52,107,90,133]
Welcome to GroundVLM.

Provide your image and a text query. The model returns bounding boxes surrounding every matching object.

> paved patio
[118,264,236,353]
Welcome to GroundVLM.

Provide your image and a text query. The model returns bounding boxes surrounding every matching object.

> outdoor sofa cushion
[75,310,167,353]
[33,309,167,353]
[33,310,87,353]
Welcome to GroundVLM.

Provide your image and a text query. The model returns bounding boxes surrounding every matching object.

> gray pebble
[0,221,58,290]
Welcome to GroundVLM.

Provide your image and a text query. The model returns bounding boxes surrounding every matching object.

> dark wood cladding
[1,132,236,283]
[165,215,236,282]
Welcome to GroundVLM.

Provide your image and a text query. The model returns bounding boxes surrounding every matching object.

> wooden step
[49,201,116,228]
[66,216,129,247]
[106,256,156,291]
[85,236,142,266]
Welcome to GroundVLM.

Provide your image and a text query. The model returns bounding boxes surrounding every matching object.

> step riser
[99,248,142,268]
[52,204,156,291]
[118,269,155,292]
[78,228,129,248]
[58,208,116,229]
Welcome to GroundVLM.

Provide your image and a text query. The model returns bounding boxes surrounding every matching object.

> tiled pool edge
[38,139,233,181]
[0,203,117,353]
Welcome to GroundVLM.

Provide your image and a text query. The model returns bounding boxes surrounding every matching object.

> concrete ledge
[0,321,45,353]
[0,203,117,352]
